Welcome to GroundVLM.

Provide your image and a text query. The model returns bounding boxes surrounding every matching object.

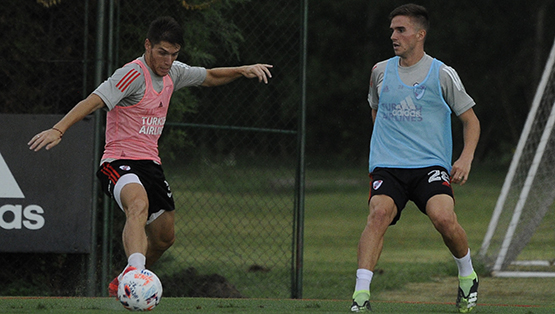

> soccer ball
[117,269,163,311]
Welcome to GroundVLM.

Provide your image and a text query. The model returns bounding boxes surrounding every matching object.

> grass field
[3,164,555,313]
[302,164,555,308]
[1,296,554,313]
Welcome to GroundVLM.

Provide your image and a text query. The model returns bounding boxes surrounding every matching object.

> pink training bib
[102,59,174,164]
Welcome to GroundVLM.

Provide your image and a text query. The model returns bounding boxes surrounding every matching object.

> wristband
[51,127,63,137]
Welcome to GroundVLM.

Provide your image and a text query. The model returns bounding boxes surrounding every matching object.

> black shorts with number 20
[369,166,454,225]
[96,160,175,216]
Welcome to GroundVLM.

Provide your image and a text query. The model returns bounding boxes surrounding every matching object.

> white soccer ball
[117,269,163,311]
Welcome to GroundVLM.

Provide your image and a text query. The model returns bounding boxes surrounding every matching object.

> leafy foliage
[305,0,555,164]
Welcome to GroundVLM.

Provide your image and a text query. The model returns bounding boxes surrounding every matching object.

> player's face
[144,39,181,77]
[389,15,421,59]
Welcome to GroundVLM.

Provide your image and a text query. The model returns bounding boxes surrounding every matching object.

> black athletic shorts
[96,160,175,217]
[369,166,454,225]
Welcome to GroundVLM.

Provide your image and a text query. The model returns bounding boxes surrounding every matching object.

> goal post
[479,37,555,277]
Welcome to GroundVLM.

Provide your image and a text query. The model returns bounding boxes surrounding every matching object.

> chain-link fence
[0,0,304,298]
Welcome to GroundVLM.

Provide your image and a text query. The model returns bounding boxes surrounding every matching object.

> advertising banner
[0,114,95,253]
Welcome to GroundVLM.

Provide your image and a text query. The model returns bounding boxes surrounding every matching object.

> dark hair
[389,3,429,32]
[146,16,184,47]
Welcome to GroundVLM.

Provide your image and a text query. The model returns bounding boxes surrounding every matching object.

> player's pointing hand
[242,64,273,84]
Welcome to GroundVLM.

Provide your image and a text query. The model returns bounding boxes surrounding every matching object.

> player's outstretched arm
[28,94,106,152]
[201,64,273,87]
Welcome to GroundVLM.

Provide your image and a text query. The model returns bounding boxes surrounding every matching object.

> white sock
[453,249,474,277]
[127,253,146,271]
[354,268,374,292]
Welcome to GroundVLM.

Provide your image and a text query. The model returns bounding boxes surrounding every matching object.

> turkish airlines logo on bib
[139,116,166,135]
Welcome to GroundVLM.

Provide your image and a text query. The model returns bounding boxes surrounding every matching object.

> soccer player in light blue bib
[351,4,480,313]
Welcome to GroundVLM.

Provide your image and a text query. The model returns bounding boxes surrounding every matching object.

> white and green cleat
[350,290,372,312]
[456,271,478,313]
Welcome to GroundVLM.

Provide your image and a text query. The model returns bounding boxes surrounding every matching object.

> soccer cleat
[456,271,478,313]
[351,290,372,312]
[108,265,137,297]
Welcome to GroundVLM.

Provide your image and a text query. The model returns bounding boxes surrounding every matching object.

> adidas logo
[0,152,45,230]
[0,153,24,198]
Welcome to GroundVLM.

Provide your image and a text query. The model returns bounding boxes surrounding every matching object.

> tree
[305,0,555,166]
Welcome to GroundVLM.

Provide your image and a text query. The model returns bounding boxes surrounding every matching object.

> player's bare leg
[120,183,150,258]
[145,210,176,268]
[352,195,398,312]
[358,195,398,270]
[426,194,478,313]
[107,182,150,297]
[426,194,468,257]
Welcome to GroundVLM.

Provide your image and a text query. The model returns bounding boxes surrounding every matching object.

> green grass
[156,162,555,305]
[4,164,555,312]
[301,164,555,305]
[302,166,469,299]
[1,297,554,313]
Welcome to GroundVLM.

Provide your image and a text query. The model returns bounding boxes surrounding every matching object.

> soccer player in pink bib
[28,16,272,297]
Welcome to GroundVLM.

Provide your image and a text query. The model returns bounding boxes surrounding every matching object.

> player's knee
[162,233,175,250]
[153,232,175,251]
[368,207,394,226]
[153,228,175,251]
[369,195,396,224]
[432,215,458,234]
[125,200,149,221]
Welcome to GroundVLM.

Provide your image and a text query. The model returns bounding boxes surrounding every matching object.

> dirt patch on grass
[374,276,555,306]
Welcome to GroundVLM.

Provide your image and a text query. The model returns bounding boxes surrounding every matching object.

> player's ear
[145,39,151,51]
[417,29,426,41]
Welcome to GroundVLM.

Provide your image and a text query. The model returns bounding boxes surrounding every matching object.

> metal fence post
[88,0,106,297]
[292,0,308,299]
